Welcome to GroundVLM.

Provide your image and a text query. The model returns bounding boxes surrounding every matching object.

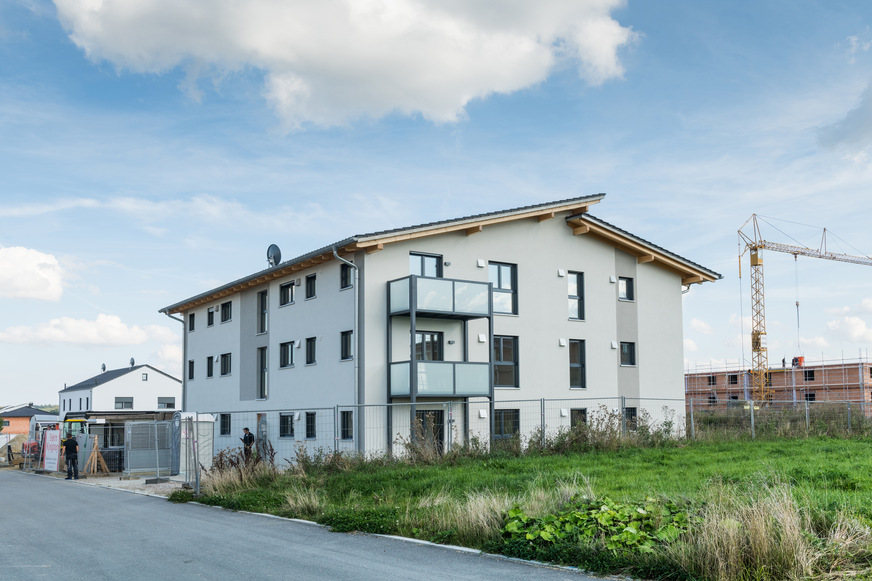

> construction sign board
[42,430,60,472]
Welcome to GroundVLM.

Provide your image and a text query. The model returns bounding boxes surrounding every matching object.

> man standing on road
[241,427,254,462]
[62,433,78,480]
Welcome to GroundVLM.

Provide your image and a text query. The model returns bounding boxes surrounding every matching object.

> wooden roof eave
[567,218,718,285]
[349,201,597,251]
[165,247,355,314]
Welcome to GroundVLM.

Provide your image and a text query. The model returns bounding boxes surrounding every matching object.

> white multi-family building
[59,363,182,419]
[161,195,720,456]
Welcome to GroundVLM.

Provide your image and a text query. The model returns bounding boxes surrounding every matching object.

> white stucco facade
[164,195,719,456]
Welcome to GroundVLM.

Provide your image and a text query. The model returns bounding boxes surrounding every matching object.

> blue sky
[2,0,872,405]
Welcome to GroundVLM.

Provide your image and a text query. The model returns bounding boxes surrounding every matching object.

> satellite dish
[101,363,106,373]
[129,357,135,368]
[267,244,282,267]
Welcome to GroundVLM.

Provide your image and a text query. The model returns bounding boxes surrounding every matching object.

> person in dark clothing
[241,427,254,461]
[62,433,78,480]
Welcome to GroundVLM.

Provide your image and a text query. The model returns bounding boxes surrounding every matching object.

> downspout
[160,309,186,411]
[332,247,361,452]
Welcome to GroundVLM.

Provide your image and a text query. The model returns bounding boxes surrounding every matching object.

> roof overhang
[567,214,721,285]
[161,195,605,314]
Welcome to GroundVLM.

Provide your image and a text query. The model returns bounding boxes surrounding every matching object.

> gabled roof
[0,404,54,418]
[161,194,720,314]
[567,213,722,285]
[59,364,181,394]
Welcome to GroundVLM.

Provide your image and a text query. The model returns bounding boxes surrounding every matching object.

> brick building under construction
[685,357,872,405]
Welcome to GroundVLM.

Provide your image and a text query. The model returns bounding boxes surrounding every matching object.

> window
[188,313,195,331]
[220,353,232,376]
[220,414,231,436]
[2,420,7,427]
[410,252,442,277]
[341,330,353,360]
[305,274,316,299]
[142,373,148,381]
[306,337,316,365]
[157,397,175,409]
[494,409,520,440]
[340,263,353,289]
[206,356,214,378]
[220,301,232,322]
[187,360,194,380]
[86,397,89,409]
[570,408,587,427]
[415,331,443,361]
[207,307,215,326]
[569,339,586,389]
[341,410,353,440]
[624,407,638,430]
[257,347,268,399]
[305,412,316,439]
[493,336,519,387]
[707,375,716,386]
[620,342,636,366]
[765,372,772,386]
[279,414,294,438]
[280,341,295,367]
[114,397,133,410]
[618,277,634,301]
[708,395,717,406]
[280,282,295,306]
[568,271,584,320]
[804,369,815,381]
[489,262,517,314]
[79,398,82,410]
[258,290,268,333]
[805,393,816,402]
[728,374,738,385]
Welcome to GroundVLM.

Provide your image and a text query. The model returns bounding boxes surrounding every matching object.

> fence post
[749,400,756,440]
[805,400,810,434]
[689,398,695,440]
[540,398,546,448]
[621,396,627,436]
[334,405,339,454]
[153,420,161,478]
[847,401,852,436]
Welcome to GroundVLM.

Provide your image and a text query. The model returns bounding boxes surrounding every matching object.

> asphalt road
[0,470,606,580]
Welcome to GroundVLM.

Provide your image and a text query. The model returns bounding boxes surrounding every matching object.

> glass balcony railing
[389,276,490,317]
[390,361,490,397]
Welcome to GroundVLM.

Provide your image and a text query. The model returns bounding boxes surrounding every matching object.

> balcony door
[415,409,445,454]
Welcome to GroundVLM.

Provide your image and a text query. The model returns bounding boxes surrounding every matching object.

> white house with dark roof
[161,194,720,455]
[59,363,182,419]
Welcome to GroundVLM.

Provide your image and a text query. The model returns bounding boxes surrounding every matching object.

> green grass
[191,438,872,580]
[293,438,872,512]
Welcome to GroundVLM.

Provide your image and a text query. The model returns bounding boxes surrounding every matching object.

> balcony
[389,276,490,319]
[390,361,490,397]
[387,275,493,401]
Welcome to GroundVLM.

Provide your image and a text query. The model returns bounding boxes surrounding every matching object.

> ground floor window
[494,409,520,439]
[570,408,587,427]
[340,410,353,440]
[220,413,231,435]
[279,414,294,438]
[306,412,316,439]
[624,407,638,431]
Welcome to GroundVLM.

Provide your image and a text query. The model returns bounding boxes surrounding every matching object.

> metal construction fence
[195,396,872,470]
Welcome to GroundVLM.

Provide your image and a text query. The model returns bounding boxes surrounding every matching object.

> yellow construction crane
[738,214,872,402]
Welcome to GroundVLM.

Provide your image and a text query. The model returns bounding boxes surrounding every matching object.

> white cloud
[0,314,176,346]
[689,318,713,335]
[684,338,698,352]
[827,315,872,343]
[817,83,872,154]
[799,335,829,349]
[153,343,183,377]
[53,0,636,128]
[0,246,64,301]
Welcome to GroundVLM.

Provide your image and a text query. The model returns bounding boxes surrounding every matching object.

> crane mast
[738,214,872,403]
